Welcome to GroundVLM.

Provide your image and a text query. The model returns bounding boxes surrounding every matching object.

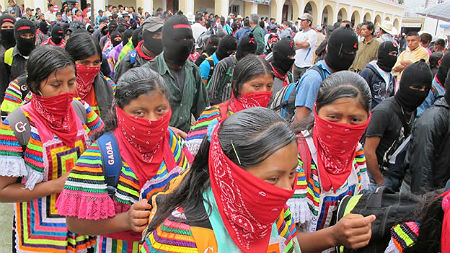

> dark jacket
[359,62,395,109]
[0,47,27,103]
[114,48,150,82]
[93,73,115,118]
[406,98,450,194]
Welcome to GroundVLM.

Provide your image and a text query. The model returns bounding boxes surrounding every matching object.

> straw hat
[378,20,398,35]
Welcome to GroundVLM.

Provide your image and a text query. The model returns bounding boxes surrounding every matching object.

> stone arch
[393,18,400,32]
[337,8,348,22]
[351,10,361,27]
[304,1,318,26]
[321,5,334,25]
[374,15,382,26]
[363,12,372,22]
[291,0,300,22]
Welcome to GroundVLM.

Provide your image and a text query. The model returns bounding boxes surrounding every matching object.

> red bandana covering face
[229,91,272,112]
[114,107,172,186]
[135,41,154,60]
[75,64,100,99]
[30,92,77,147]
[208,126,295,253]
[270,62,289,87]
[312,107,371,192]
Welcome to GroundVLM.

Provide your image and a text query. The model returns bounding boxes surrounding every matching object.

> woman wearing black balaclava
[195,34,219,66]
[0,15,16,56]
[365,60,432,192]
[269,37,295,95]
[360,41,399,109]
[417,52,450,117]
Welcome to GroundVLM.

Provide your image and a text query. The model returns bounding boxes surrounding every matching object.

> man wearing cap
[293,25,358,124]
[24,8,36,21]
[377,21,397,43]
[0,19,35,102]
[142,15,208,133]
[349,21,380,72]
[234,18,251,40]
[6,0,20,18]
[293,13,318,81]
[0,15,16,56]
[114,17,164,82]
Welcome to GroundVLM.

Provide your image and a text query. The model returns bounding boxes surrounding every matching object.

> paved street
[0,203,13,252]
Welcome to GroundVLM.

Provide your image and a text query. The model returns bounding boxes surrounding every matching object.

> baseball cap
[142,17,164,32]
[25,8,34,12]
[298,13,313,22]
[9,9,15,14]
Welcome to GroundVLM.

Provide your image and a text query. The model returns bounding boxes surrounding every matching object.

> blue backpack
[96,132,122,197]
[269,65,326,121]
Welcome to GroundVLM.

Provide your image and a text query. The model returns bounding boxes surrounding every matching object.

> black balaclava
[0,15,16,49]
[143,28,162,55]
[39,20,49,34]
[108,21,118,35]
[132,27,142,48]
[444,67,450,105]
[236,33,257,61]
[101,24,108,36]
[50,25,64,44]
[436,52,450,85]
[272,38,295,74]
[122,29,133,46]
[14,19,36,56]
[110,31,122,47]
[86,24,94,34]
[204,35,219,56]
[162,15,194,66]
[377,41,398,72]
[215,35,237,60]
[325,24,358,72]
[395,60,433,112]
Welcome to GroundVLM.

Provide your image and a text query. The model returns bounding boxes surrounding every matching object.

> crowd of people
[0,1,449,253]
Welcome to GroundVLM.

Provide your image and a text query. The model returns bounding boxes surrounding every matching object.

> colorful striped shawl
[0,102,103,252]
[56,129,190,253]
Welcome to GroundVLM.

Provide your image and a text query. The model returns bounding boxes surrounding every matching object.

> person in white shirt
[191,13,207,50]
[293,13,318,82]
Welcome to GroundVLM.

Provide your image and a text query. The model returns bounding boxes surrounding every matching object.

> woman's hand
[127,199,152,232]
[169,126,188,139]
[331,213,376,249]
[52,172,70,194]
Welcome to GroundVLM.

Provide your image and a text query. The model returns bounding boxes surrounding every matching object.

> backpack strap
[129,50,137,65]
[4,47,14,66]
[206,57,215,83]
[71,100,87,123]
[310,65,326,81]
[297,131,312,183]
[96,131,122,197]
[7,108,30,148]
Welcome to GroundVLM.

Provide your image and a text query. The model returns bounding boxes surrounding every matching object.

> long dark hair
[231,54,273,98]
[294,71,371,133]
[92,67,169,140]
[145,107,296,234]
[65,32,102,61]
[26,45,75,94]
[405,190,445,253]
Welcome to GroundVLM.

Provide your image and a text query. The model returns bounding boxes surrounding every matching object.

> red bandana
[270,62,289,87]
[208,126,295,253]
[135,41,154,61]
[442,190,450,253]
[30,92,77,147]
[75,64,100,99]
[228,91,272,112]
[114,107,172,186]
[312,108,371,192]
